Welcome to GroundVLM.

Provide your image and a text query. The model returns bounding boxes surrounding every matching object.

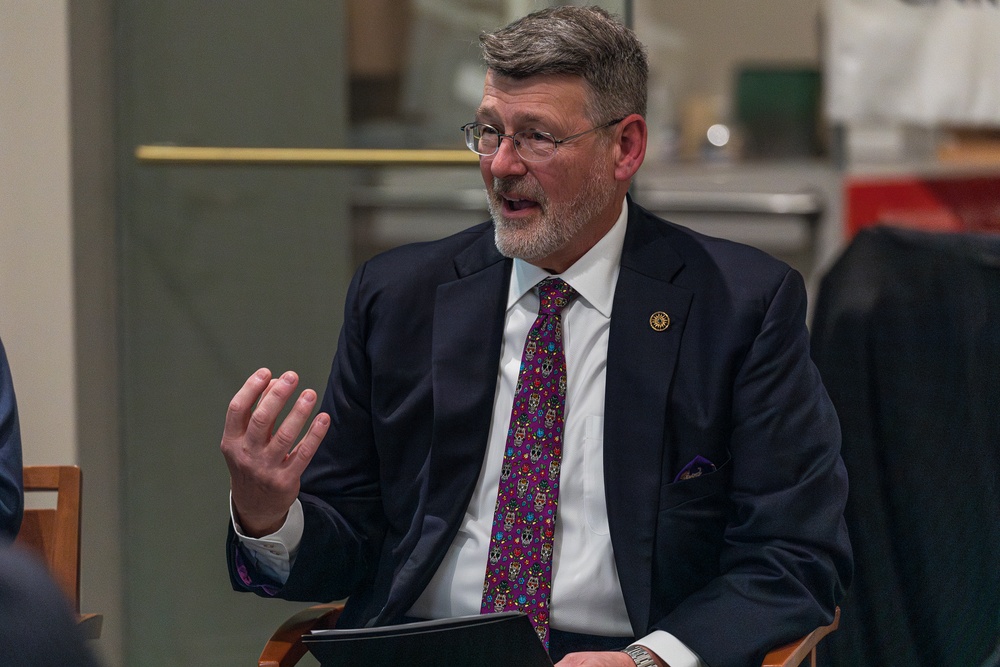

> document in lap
[303,611,554,666]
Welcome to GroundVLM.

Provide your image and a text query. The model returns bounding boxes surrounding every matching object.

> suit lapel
[605,202,692,633]
[426,240,509,516]
[377,231,510,622]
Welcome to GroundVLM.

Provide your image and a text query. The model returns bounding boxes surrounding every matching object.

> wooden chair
[259,603,344,667]
[258,603,839,667]
[761,607,840,667]
[15,465,103,639]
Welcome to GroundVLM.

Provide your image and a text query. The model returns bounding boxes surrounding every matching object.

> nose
[488,135,528,179]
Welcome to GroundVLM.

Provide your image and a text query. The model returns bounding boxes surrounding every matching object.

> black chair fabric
[811,225,1000,667]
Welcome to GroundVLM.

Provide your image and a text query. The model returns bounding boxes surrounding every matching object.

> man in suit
[222,7,851,666]
[0,335,23,542]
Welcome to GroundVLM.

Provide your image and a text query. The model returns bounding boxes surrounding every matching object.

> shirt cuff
[630,631,707,667]
[230,494,304,584]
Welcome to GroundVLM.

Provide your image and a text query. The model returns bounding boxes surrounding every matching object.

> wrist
[231,499,289,538]
[621,645,665,667]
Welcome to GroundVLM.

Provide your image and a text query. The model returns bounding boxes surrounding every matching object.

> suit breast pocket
[653,457,732,599]
[659,455,732,513]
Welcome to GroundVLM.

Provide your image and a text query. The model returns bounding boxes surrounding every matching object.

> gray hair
[479,5,648,124]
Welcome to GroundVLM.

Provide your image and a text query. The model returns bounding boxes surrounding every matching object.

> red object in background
[845,174,1000,237]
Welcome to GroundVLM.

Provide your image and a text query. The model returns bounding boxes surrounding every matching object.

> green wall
[116,2,350,663]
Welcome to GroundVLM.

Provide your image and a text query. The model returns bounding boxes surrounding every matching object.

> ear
[613,114,647,182]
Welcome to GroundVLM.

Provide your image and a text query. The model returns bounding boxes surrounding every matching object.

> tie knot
[537,278,578,315]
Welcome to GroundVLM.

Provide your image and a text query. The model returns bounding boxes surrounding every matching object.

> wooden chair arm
[761,607,840,667]
[258,603,344,667]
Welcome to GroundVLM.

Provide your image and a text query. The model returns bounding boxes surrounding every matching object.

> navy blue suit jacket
[0,337,23,542]
[229,199,851,667]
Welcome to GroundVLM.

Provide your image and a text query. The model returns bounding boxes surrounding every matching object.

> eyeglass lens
[468,125,556,161]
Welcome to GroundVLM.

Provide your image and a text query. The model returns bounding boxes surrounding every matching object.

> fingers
[257,378,280,412]
[257,377,280,408]
[224,369,327,467]
[223,368,272,439]
[223,369,328,538]
[245,370,301,446]
[285,411,330,476]
[270,386,319,453]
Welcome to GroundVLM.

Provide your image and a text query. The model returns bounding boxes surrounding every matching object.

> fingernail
[255,368,269,380]
[282,372,296,385]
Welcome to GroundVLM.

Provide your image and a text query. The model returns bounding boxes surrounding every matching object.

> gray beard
[488,160,615,264]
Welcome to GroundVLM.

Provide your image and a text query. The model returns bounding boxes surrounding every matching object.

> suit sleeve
[227,263,386,603]
[656,268,852,667]
[0,338,23,542]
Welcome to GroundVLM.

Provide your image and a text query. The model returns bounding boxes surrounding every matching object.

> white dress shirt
[234,198,705,667]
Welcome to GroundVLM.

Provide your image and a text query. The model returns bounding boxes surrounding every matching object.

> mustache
[491,176,544,201]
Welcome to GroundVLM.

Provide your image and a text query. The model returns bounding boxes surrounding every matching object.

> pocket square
[674,455,716,482]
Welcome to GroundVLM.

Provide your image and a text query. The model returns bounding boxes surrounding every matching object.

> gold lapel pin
[649,311,670,331]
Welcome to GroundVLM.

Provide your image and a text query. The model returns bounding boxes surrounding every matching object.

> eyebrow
[474,108,553,129]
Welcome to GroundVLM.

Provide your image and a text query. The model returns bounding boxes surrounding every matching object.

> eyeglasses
[461,118,625,162]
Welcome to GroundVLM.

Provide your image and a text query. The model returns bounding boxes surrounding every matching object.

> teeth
[499,193,537,211]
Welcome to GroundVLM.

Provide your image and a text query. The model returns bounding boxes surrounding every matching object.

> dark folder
[303,611,554,666]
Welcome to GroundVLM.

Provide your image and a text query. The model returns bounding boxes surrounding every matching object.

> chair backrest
[812,226,1000,665]
[14,465,82,613]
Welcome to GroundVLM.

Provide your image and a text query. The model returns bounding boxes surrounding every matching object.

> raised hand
[221,369,330,537]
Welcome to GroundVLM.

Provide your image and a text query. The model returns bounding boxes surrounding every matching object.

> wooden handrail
[135,145,479,167]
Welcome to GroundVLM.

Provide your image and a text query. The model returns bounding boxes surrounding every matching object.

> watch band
[621,645,657,667]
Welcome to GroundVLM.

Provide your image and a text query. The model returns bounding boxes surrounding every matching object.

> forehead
[477,71,591,127]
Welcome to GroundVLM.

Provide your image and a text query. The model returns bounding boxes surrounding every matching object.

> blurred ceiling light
[706,123,731,147]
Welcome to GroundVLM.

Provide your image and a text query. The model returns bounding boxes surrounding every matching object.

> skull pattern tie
[481,277,578,651]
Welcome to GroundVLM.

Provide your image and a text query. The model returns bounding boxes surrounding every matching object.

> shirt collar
[506,197,628,318]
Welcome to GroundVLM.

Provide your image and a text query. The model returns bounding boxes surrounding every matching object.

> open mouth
[501,194,541,215]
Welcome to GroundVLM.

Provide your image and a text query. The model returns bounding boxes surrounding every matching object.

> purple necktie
[481,277,577,651]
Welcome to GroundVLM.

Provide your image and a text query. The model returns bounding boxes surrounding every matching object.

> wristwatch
[621,645,657,667]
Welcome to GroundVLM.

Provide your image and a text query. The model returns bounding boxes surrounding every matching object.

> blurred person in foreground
[1,335,23,542]
[222,6,851,666]
[0,545,101,667]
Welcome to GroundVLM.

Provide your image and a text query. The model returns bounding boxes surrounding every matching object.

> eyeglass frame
[460,117,626,162]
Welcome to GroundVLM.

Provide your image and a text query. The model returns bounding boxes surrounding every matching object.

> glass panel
[347,0,629,150]
[631,0,824,165]
[117,2,351,664]
[627,0,837,284]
